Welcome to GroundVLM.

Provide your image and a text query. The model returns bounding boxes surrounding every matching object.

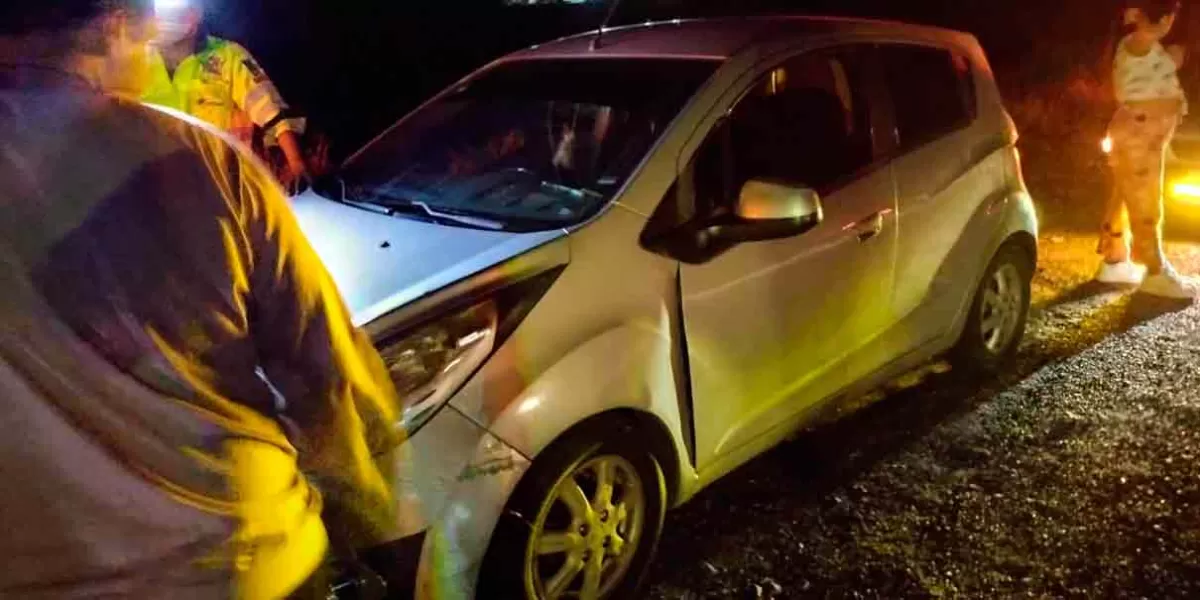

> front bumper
[413,415,531,599]
[355,401,530,598]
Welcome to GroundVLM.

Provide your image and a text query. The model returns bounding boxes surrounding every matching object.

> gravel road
[645,231,1200,599]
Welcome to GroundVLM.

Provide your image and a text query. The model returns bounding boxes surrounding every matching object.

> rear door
[879,43,988,338]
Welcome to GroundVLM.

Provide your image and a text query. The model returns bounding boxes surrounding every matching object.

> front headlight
[379,299,498,432]
[371,264,566,434]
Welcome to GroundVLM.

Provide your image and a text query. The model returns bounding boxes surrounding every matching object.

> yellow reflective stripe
[243,87,282,125]
[139,48,189,111]
[266,117,305,140]
[248,98,277,125]
[242,85,270,108]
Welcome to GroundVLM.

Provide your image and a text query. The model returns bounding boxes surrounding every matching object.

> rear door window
[881,44,976,151]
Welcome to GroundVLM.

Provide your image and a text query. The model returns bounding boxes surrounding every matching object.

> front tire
[479,425,666,599]
[951,243,1033,372]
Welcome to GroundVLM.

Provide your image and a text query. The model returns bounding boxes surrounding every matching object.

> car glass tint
[696,49,874,208]
[882,45,976,150]
[339,58,718,232]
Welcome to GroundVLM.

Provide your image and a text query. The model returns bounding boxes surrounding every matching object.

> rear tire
[951,243,1033,373]
[478,423,666,599]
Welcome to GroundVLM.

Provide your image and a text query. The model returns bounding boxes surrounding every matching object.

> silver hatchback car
[293,15,1038,599]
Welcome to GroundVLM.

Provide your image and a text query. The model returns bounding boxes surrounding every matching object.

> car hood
[289,191,567,326]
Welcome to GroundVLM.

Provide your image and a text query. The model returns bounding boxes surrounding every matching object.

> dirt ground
[644,151,1200,598]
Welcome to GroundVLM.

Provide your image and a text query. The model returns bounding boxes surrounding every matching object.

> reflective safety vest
[140,37,304,147]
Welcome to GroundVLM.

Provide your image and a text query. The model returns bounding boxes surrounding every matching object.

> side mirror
[640,179,824,265]
[735,179,823,223]
[705,179,823,244]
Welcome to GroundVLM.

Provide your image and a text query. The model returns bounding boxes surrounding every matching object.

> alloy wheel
[525,454,646,600]
[979,262,1024,354]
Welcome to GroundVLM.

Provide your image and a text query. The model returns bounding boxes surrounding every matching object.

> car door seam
[672,267,699,468]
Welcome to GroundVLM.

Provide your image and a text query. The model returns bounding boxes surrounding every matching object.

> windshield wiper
[313,173,506,230]
[361,190,507,231]
[447,168,602,218]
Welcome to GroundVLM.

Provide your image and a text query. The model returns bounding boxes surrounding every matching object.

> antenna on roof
[591,0,625,50]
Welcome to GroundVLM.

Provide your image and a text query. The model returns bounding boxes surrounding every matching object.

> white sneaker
[1095,260,1146,285]
[1139,267,1198,299]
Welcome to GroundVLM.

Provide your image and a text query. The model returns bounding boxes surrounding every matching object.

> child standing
[1098,0,1197,298]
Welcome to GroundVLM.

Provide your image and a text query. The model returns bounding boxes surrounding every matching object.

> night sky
[203,0,1150,159]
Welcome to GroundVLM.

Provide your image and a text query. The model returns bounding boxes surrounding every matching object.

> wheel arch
[474,406,674,598]
[943,220,1038,353]
[466,314,695,514]
[520,407,683,508]
[1003,229,1038,271]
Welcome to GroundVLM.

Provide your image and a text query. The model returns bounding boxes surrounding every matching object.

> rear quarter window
[881,44,977,151]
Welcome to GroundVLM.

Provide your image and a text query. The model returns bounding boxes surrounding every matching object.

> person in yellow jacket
[1,1,402,597]
[143,0,311,189]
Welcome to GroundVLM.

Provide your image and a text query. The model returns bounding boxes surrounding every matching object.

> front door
[677,46,898,470]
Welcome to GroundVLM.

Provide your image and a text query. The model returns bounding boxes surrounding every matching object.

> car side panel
[942,185,1038,341]
[680,167,897,471]
[447,206,694,498]
[787,182,1037,438]
[889,132,976,320]
[893,145,1012,331]
[403,207,691,596]
[877,178,1036,368]
[885,44,1022,350]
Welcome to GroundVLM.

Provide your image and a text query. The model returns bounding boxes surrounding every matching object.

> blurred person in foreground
[139,0,314,191]
[1098,0,1197,299]
[0,1,402,597]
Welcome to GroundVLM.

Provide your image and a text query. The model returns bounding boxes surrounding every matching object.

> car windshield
[339,58,719,231]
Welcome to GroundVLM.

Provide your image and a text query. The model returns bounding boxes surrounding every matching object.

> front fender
[452,314,690,488]
[415,319,688,598]
[420,313,690,596]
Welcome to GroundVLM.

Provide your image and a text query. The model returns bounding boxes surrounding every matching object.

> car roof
[503,15,976,63]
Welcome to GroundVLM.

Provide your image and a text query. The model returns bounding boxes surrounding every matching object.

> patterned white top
[1113,36,1186,106]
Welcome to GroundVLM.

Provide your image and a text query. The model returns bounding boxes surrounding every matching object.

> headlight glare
[1173,180,1200,200]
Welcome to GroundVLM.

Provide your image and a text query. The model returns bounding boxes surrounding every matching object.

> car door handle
[849,211,885,243]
